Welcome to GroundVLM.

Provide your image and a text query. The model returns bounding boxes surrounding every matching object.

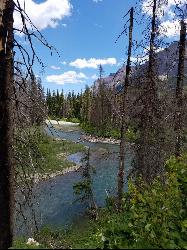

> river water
[16,123,132,235]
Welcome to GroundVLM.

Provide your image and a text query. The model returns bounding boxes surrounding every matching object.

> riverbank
[32,163,82,184]
[17,127,86,184]
[13,153,187,249]
[46,119,80,133]
[46,119,80,126]
[81,134,120,145]
[37,135,85,181]
[46,119,120,145]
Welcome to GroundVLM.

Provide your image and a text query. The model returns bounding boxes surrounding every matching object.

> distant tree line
[46,66,121,137]
[46,71,187,141]
[0,0,187,248]
[15,67,46,126]
[46,89,82,121]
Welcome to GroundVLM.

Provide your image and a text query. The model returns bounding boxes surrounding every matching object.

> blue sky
[14,0,185,94]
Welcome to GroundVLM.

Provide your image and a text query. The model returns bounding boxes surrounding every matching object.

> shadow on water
[15,124,133,236]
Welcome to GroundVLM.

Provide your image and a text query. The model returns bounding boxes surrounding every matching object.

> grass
[13,218,100,249]
[15,127,85,177]
[38,134,85,174]
[15,153,187,249]
[13,127,187,249]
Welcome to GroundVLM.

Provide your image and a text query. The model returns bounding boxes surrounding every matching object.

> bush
[13,154,187,249]
[90,154,187,249]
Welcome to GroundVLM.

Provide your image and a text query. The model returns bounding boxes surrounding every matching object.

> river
[15,122,133,235]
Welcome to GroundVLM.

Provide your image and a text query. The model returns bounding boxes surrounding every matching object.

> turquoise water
[16,125,132,234]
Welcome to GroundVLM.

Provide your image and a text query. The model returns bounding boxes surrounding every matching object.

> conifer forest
[0,0,187,249]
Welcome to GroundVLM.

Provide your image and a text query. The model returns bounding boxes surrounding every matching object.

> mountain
[93,41,187,90]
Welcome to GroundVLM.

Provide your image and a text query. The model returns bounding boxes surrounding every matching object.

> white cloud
[159,19,181,37]
[62,23,67,28]
[91,74,98,80]
[131,47,164,65]
[50,65,61,70]
[142,0,186,16]
[14,0,72,31]
[142,0,187,38]
[69,58,117,69]
[60,61,67,65]
[142,0,167,16]
[159,18,187,37]
[166,0,187,9]
[18,40,30,46]
[93,0,103,3]
[46,71,88,85]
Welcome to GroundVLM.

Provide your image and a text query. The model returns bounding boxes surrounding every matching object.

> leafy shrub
[13,154,187,249]
[80,122,121,139]
[125,127,138,142]
[91,154,187,249]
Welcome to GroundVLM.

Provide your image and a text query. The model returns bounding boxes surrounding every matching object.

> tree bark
[175,19,186,157]
[0,0,15,248]
[117,7,133,210]
[134,0,165,183]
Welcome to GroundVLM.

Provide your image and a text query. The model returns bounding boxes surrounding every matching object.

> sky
[14,0,186,94]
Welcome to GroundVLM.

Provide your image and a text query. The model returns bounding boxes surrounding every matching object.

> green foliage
[81,122,139,141]
[52,117,80,123]
[73,148,97,213]
[74,180,92,196]
[46,89,82,120]
[12,237,45,249]
[16,127,85,177]
[14,154,187,249]
[38,133,85,173]
[34,227,68,249]
[81,122,121,139]
[89,154,187,249]
[15,127,46,180]
[125,127,139,142]
[65,117,80,123]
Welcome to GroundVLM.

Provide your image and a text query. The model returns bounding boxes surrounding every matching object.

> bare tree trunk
[148,0,157,79]
[0,0,15,248]
[134,0,166,183]
[98,64,105,129]
[175,19,186,157]
[117,7,133,210]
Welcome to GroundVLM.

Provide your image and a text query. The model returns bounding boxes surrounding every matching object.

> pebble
[81,135,120,145]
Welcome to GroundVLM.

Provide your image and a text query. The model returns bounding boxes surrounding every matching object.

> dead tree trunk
[0,0,15,248]
[134,0,166,183]
[117,7,133,210]
[175,19,186,157]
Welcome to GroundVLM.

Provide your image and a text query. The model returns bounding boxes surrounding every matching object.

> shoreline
[45,119,80,126]
[34,119,120,184]
[46,119,120,145]
[81,134,120,145]
[33,163,82,184]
